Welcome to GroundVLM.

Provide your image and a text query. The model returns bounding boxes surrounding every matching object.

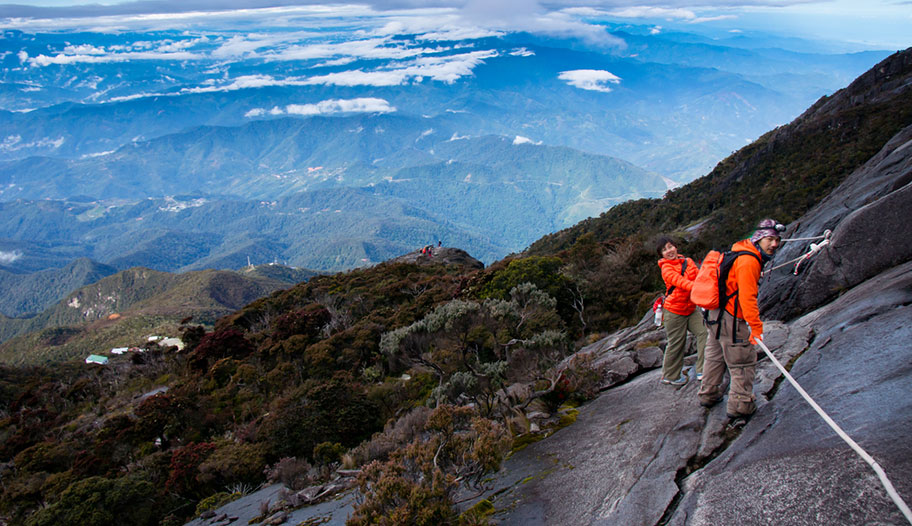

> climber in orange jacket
[698,219,783,419]
[657,237,708,386]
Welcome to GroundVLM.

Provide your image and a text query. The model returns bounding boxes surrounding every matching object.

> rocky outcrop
[759,123,912,320]
[183,477,358,526]
[668,261,912,526]
[795,48,912,123]
[389,246,484,269]
[575,314,665,390]
[465,262,911,525]
[461,318,805,525]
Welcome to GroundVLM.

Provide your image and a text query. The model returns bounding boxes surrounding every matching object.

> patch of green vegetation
[559,400,581,410]
[510,432,545,454]
[298,515,332,525]
[0,314,180,366]
[557,409,579,429]
[195,491,240,516]
[459,499,495,525]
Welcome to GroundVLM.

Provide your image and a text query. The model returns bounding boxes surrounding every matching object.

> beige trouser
[662,309,708,381]
[698,309,757,416]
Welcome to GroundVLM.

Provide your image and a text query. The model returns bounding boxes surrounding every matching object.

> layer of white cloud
[0,134,65,152]
[414,27,503,41]
[3,1,910,51]
[0,250,23,265]
[211,33,304,58]
[558,69,621,92]
[107,47,495,97]
[300,70,407,87]
[563,5,735,24]
[1,2,623,49]
[245,98,396,117]
[182,74,302,94]
[615,6,736,23]
[513,135,542,145]
[313,57,357,67]
[26,49,204,66]
[304,49,498,86]
[458,0,623,46]
[107,91,168,102]
[264,37,446,62]
[63,44,106,55]
[81,150,117,158]
[1,4,380,33]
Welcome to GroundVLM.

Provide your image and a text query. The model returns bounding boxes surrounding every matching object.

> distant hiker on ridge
[698,218,784,419]
[656,236,708,386]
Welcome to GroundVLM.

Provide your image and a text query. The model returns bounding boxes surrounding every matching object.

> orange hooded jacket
[658,256,698,316]
[723,239,764,337]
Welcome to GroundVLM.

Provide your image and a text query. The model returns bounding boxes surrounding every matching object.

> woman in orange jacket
[656,236,708,386]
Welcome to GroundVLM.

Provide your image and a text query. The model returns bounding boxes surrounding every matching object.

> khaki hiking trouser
[698,309,757,416]
[662,309,708,381]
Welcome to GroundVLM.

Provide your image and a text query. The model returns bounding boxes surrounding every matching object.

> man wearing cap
[698,219,784,419]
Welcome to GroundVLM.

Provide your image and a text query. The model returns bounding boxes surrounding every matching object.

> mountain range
[0,125,667,274]
[0,22,898,324]
[1,31,887,179]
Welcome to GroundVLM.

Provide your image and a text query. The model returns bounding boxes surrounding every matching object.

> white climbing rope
[779,229,832,242]
[763,230,833,276]
[756,339,912,524]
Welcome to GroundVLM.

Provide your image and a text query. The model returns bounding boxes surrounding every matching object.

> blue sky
[2,0,910,51]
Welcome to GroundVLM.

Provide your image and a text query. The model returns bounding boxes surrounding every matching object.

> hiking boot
[700,396,722,408]
[727,399,756,419]
[661,374,688,386]
[726,411,754,421]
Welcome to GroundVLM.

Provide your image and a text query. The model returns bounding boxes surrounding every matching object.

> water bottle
[654,305,663,326]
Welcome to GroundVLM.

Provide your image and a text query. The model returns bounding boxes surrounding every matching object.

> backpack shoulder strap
[665,259,688,296]
[717,250,763,341]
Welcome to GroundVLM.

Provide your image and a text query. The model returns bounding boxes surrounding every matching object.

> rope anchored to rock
[763,229,832,276]
[754,227,911,522]
[755,339,912,524]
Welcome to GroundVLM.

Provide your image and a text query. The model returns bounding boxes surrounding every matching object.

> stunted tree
[348,405,511,526]
[379,284,570,420]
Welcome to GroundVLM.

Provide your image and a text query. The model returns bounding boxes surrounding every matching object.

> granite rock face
[669,261,912,526]
[472,262,910,525]
[759,123,912,321]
